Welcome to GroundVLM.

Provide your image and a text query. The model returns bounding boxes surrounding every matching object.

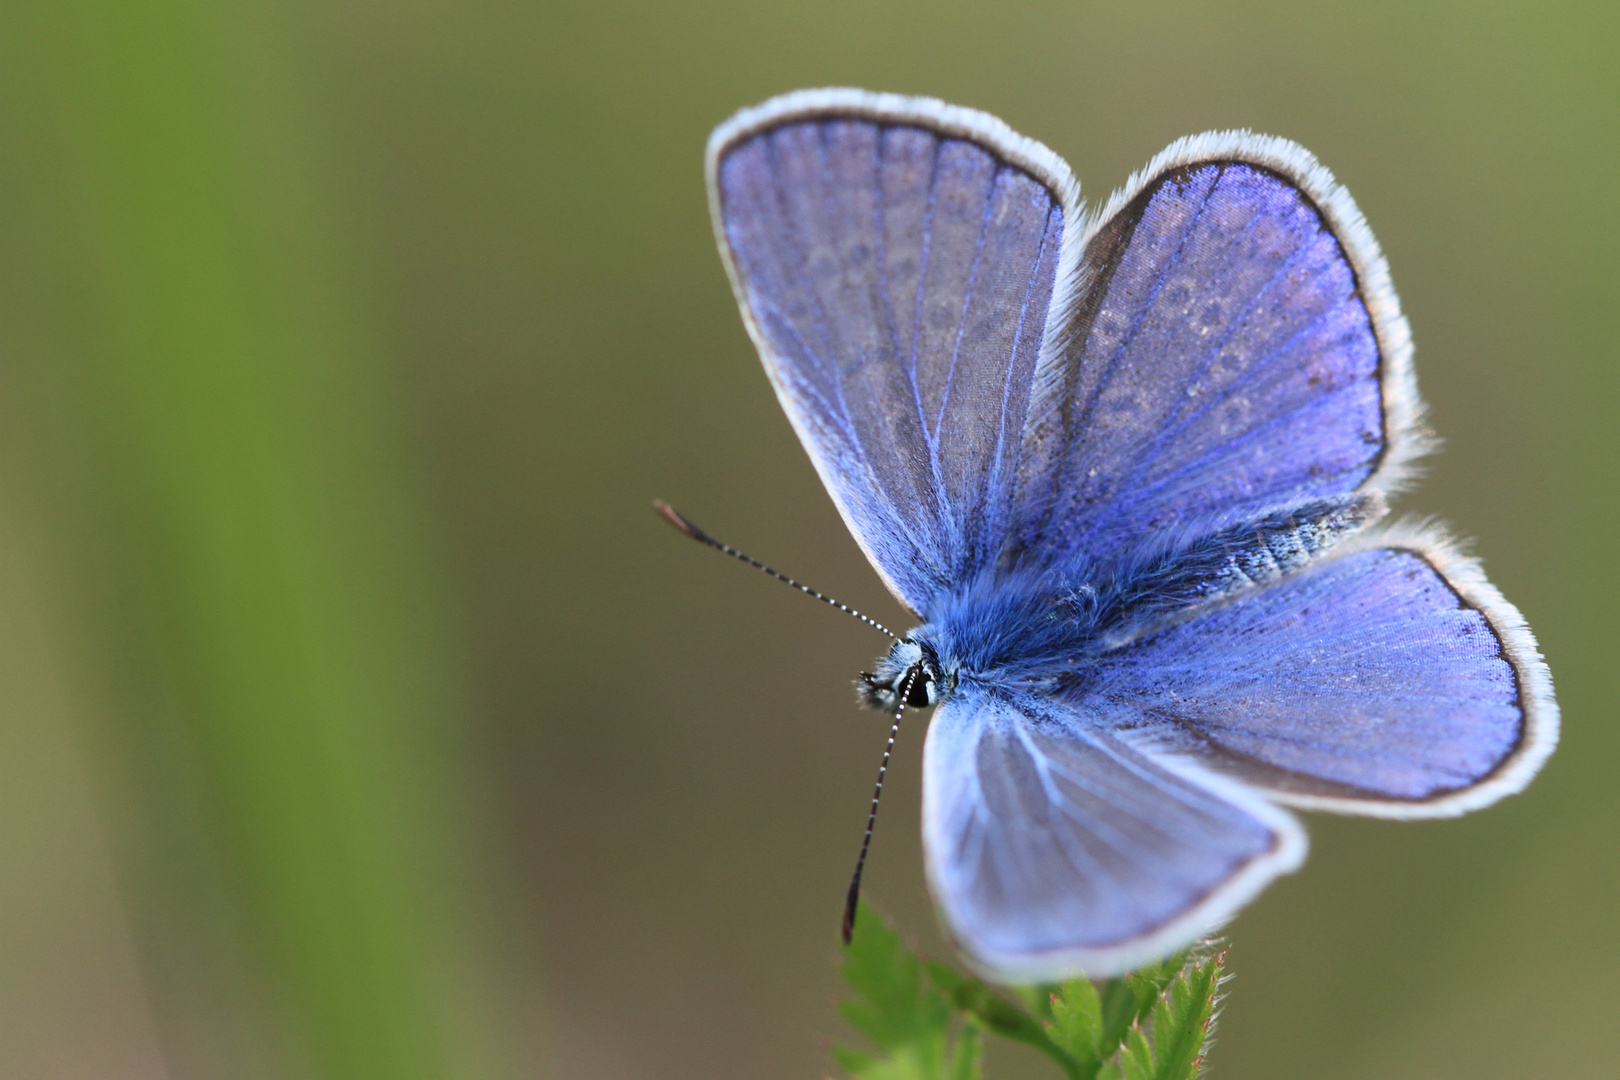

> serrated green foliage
[1043,950,1188,1080]
[835,901,981,1080]
[1106,952,1224,1080]
[835,904,1222,1080]
[839,902,950,1051]
[1013,984,1061,1023]
[1045,976,1104,1077]
[1098,951,1186,1056]
[926,961,1070,1068]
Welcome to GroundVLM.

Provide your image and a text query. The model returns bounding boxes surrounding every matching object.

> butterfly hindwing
[1071,525,1557,816]
[708,90,1078,612]
[921,681,1304,981]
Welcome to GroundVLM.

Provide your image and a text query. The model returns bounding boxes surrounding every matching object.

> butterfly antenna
[653,500,899,641]
[842,664,920,944]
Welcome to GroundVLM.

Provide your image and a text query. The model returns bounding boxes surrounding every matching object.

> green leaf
[1013,983,1062,1023]
[928,962,1078,1078]
[834,1045,879,1077]
[839,901,952,1053]
[927,964,1055,1049]
[1125,954,1186,1008]
[1046,950,1186,1080]
[946,1021,983,1080]
[1147,951,1223,1079]
[1115,1027,1156,1080]
[836,907,1224,1080]
[1045,976,1105,1076]
[839,1046,944,1080]
[1103,951,1225,1080]
[1096,951,1185,1055]
[835,901,982,1080]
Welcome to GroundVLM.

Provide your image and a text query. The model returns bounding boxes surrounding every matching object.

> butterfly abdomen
[1174,493,1382,595]
[1094,492,1385,648]
[916,492,1385,686]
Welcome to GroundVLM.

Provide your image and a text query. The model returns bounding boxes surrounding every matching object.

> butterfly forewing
[709,92,1073,612]
[1014,144,1418,564]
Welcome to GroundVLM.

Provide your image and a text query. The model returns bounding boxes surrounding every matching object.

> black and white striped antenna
[842,664,919,943]
[654,499,917,945]
[653,500,899,641]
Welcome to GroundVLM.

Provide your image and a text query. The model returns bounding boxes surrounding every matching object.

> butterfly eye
[904,669,935,708]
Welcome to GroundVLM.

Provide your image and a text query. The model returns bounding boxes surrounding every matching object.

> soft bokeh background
[1,1,1614,1078]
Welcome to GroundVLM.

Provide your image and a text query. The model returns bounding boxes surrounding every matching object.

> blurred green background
[0,1,1614,1078]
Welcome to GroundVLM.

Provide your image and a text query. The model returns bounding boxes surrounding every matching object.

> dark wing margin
[1010,131,1429,566]
[707,89,1085,613]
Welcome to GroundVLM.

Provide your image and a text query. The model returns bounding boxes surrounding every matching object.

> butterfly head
[859,638,948,712]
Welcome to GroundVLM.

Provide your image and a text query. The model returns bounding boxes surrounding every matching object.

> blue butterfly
[689,89,1557,983]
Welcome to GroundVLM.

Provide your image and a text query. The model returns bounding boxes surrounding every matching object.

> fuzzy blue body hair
[880,494,1380,702]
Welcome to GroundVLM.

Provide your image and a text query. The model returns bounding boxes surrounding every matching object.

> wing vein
[1043,166,1228,543]
[980,207,1057,566]
[1101,209,1334,507]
